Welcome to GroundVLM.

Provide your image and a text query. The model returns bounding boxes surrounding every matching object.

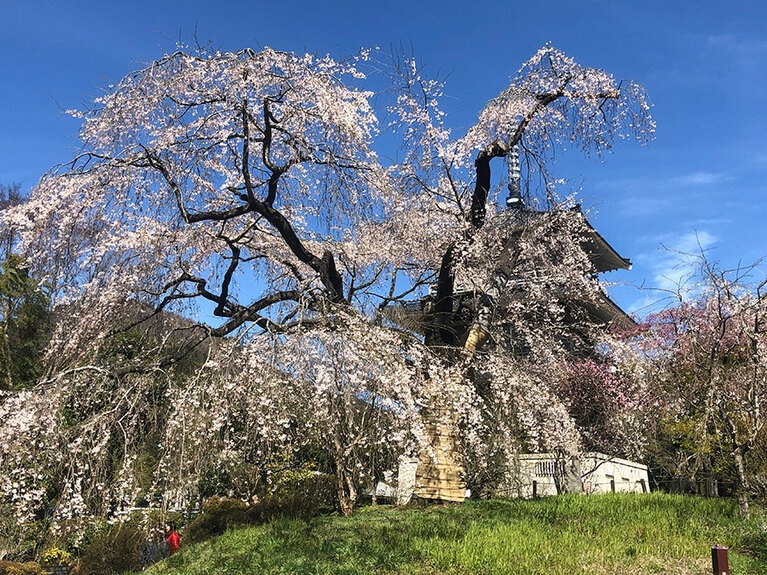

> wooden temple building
[385,169,634,503]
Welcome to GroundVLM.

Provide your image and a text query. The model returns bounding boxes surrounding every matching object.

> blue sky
[2,0,766,317]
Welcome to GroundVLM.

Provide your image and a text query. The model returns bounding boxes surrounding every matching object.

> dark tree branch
[216,237,242,316]
[208,289,302,335]
[145,142,346,304]
[431,244,458,347]
[469,141,507,230]
[241,100,258,206]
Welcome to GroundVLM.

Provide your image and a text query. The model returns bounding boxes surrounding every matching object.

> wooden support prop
[712,545,729,575]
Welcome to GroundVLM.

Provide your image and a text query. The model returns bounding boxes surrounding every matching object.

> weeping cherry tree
[0,44,653,536]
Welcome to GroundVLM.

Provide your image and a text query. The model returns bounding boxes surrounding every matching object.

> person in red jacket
[165,522,181,555]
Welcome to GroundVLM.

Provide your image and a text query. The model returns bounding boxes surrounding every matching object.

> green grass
[140,493,767,575]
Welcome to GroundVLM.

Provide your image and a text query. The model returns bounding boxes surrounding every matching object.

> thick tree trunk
[733,444,750,519]
[335,464,357,516]
[432,144,507,351]
[726,416,752,519]
[429,246,457,348]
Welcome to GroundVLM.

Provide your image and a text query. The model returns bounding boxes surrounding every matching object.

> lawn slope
[143,493,767,575]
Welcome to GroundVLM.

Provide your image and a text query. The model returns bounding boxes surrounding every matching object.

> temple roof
[572,207,632,273]
[538,205,634,329]
[382,204,635,334]
[579,287,636,331]
[514,205,631,273]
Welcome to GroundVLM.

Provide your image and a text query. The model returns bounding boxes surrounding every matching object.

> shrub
[185,497,251,544]
[0,562,45,575]
[740,528,767,562]
[39,547,73,568]
[76,520,145,575]
[0,504,40,562]
[186,473,337,545]
[256,472,336,522]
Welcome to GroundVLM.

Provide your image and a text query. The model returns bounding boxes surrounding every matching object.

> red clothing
[166,530,180,555]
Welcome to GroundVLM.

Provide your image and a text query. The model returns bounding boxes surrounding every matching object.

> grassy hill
[140,493,767,575]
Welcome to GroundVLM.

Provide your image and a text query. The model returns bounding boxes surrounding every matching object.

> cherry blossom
[0,44,653,546]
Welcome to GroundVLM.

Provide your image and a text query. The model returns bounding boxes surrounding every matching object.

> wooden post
[639,478,647,493]
[712,545,729,575]
[610,479,615,493]
[532,480,538,499]
[413,381,466,503]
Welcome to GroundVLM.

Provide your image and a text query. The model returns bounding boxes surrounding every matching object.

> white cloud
[623,230,719,316]
[707,34,767,68]
[601,170,729,219]
[666,230,718,254]
[640,230,718,293]
[667,171,727,186]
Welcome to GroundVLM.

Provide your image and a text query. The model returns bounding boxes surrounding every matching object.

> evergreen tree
[0,184,50,389]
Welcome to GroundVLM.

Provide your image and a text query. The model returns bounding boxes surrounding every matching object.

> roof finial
[506,143,523,209]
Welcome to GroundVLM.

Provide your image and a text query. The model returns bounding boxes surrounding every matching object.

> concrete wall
[500,452,649,498]
[580,452,650,494]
